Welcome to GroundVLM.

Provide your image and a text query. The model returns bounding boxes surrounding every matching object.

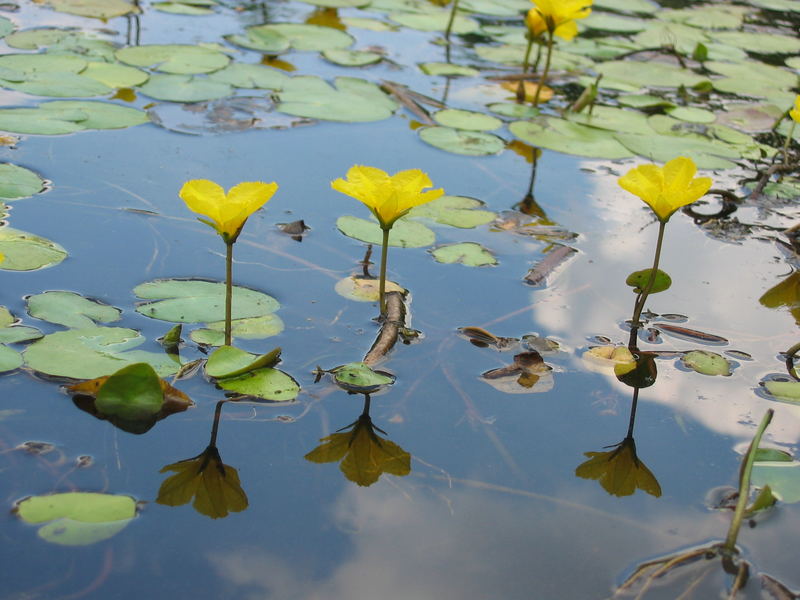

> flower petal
[179,179,226,226]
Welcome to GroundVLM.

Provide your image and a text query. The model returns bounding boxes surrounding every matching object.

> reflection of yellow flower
[525,7,578,40]
[157,446,248,519]
[305,415,411,486]
[179,179,278,243]
[575,437,661,498]
[331,166,444,230]
[790,95,800,123]
[530,0,591,36]
[618,156,713,223]
[760,271,800,325]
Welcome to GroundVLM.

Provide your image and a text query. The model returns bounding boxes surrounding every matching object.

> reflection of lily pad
[277,76,396,122]
[336,215,435,247]
[0,228,67,271]
[27,291,121,329]
[0,164,45,201]
[116,44,230,74]
[419,126,505,156]
[431,242,497,266]
[408,195,495,228]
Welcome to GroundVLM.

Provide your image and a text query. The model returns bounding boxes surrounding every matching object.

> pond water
[2,0,800,598]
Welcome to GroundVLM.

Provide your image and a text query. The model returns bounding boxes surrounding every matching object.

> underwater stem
[533,30,553,107]
[225,240,234,346]
[379,227,390,315]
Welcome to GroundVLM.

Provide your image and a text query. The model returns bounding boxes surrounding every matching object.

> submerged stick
[363,291,406,365]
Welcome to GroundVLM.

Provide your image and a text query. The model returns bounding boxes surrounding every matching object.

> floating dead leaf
[481,351,553,393]
[0,134,19,147]
[493,211,577,241]
[500,81,553,104]
[582,345,636,375]
[277,219,309,241]
[524,245,578,286]
[656,323,728,345]
[334,276,404,302]
[457,326,518,350]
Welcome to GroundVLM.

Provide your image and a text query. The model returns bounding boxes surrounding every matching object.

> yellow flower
[525,7,578,40]
[179,179,278,243]
[790,95,800,123]
[157,446,248,519]
[331,166,444,230]
[531,0,591,36]
[575,437,661,498]
[0,252,4,263]
[618,156,713,222]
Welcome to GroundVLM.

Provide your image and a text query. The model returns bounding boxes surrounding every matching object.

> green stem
[782,120,796,167]
[517,36,535,103]
[532,29,553,107]
[379,227,390,316]
[630,220,667,336]
[225,240,234,346]
[444,0,460,44]
[723,408,774,554]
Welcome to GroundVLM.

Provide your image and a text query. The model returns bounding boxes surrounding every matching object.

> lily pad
[433,109,501,131]
[15,492,137,546]
[567,105,654,135]
[245,24,354,52]
[81,62,149,88]
[431,242,496,266]
[763,380,800,403]
[134,279,279,323]
[0,228,67,271]
[0,164,45,201]
[189,314,284,346]
[0,55,113,97]
[207,63,289,90]
[0,16,13,39]
[116,45,230,75]
[216,367,300,401]
[595,60,708,89]
[583,13,647,33]
[303,0,368,7]
[277,76,396,122]
[336,215,435,247]
[419,126,505,156]
[24,327,179,379]
[710,31,800,55]
[224,30,291,55]
[593,0,657,13]
[665,106,716,124]
[331,362,394,393]
[681,350,732,376]
[0,324,43,344]
[617,94,675,109]
[0,344,23,373]
[0,101,149,135]
[752,462,800,503]
[334,276,404,302]
[137,74,233,103]
[614,132,739,169]
[205,345,281,379]
[95,363,164,420]
[660,6,746,29]
[509,118,633,160]
[152,1,215,14]
[340,17,397,31]
[322,49,383,67]
[408,195,495,228]
[50,0,135,18]
[390,11,479,33]
[420,62,479,77]
[27,291,121,329]
[625,268,671,294]
[488,103,540,119]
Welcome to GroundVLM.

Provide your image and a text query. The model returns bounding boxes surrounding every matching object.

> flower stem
[517,35,535,103]
[379,227,390,316]
[444,0,460,44]
[782,120,796,168]
[225,240,234,346]
[532,29,553,107]
[629,220,666,342]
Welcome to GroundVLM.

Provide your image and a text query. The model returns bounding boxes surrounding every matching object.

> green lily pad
[216,367,299,401]
[0,57,113,97]
[0,108,87,135]
[567,105,654,135]
[16,492,137,546]
[6,29,116,61]
[336,215,435,247]
[303,0,368,7]
[5,28,81,50]
[137,74,233,102]
[460,0,528,16]
[763,380,800,402]
[189,314,284,346]
[134,279,279,323]
[433,109,502,131]
[0,228,67,271]
[0,325,43,344]
[593,0,657,13]
[408,195,495,228]
[81,62,149,88]
[626,268,671,294]
[617,94,676,109]
[27,291,121,329]
[0,344,23,373]
[0,307,12,328]
[666,106,716,124]
[95,363,164,420]
[390,11,479,33]
[710,31,800,55]
[431,242,497,266]
[681,350,732,376]
[419,126,505,156]
[0,164,45,201]
[277,75,396,122]
[0,16,14,39]
[245,24,354,52]
[614,131,739,169]
[474,44,594,70]
[420,62,479,77]
[0,52,86,75]
[632,22,710,56]
[207,63,289,90]
[331,362,395,393]
[224,30,291,55]
[322,49,383,67]
[152,1,215,14]
[660,6,746,29]
[205,345,281,379]
[595,60,708,89]
[340,17,397,31]
[752,462,800,503]
[50,0,135,18]
[487,103,540,119]
[755,448,794,462]
[40,101,149,129]
[583,13,647,33]
[509,118,634,160]
[116,45,230,74]
[24,326,179,379]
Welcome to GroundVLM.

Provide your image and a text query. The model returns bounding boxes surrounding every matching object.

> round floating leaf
[322,49,383,67]
[595,60,708,89]
[340,17,397,32]
[614,132,738,169]
[584,12,646,32]
[617,94,675,109]
[763,380,800,403]
[0,71,112,97]
[137,74,233,102]
[152,1,215,14]
[681,350,732,376]
[716,103,784,133]
[488,102,540,119]
[336,215,435,247]
[332,362,395,393]
[0,108,87,135]
[419,126,505,156]
[207,63,289,90]
[752,462,800,503]
[593,0,657,13]
[216,367,299,401]
[661,6,746,29]
[27,291,121,329]
[431,242,496,266]
[95,363,164,420]
[755,448,793,462]
[189,314,284,346]
[37,101,149,130]
[81,62,149,88]
[0,325,43,344]
[303,0,367,7]
[509,118,634,160]
[419,62,479,77]
[16,492,136,546]
[459,0,527,16]
[5,28,79,50]
[705,59,798,90]
[134,279,279,323]
[408,195,495,228]
[433,109,501,131]
[205,345,281,379]
[390,11,479,33]
[0,52,86,75]
[710,31,800,55]
[247,24,354,52]
[0,344,23,373]
[625,268,671,294]
[0,228,67,271]
[50,0,136,18]
[334,276,404,302]
[665,106,716,123]
[0,16,14,38]
[0,307,12,328]
[567,105,654,135]
[0,164,44,201]
[116,45,230,75]
[277,75,396,122]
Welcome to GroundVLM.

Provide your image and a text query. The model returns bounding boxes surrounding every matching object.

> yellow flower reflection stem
[532,28,554,107]
[628,220,666,344]
[518,38,543,104]
[225,240,234,346]
[378,227,391,316]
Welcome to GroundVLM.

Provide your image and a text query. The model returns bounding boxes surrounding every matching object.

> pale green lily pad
[433,109,501,131]
[763,380,800,402]
[488,102,540,119]
[0,53,86,75]
[0,228,67,271]
[583,13,647,33]
[0,16,14,38]
[50,0,135,18]
[614,132,739,169]
[0,108,86,135]
[302,0,368,8]
[632,22,710,56]
[593,0,657,13]
[755,448,793,462]
[617,94,675,109]
[337,215,435,247]
[0,164,45,200]
[95,363,164,420]
[331,362,394,393]
[0,307,12,328]
[322,49,383,67]
[135,279,279,323]
[334,276,404,302]
[341,17,397,31]
[419,126,505,156]
[786,56,800,70]
[681,350,732,376]
[595,60,708,89]
[116,45,230,74]
[5,28,81,50]
[460,0,528,16]
[567,105,654,135]
[752,462,800,503]
[0,344,23,373]
[27,291,121,329]
[509,118,634,160]
[431,242,497,266]
[137,74,233,102]
[474,45,594,71]
[24,327,178,379]
[190,314,284,346]
[205,345,280,379]
[246,24,354,52]
[40,101,149,129]
[660,6,746,29]
[224,30,290,55]
[16,492,136,546]
[626,268,671,294]
[0,71,112,97]
[0,325,43,344]
[390,11,479,33]
[82,62,149,88]
[706,59,797,90]
[277,76,396,122]
[10,31,116,61]
[750,0,800,10]
[420,62,479,77]
[710,31,800,55]
[152,1,215,14]
[666,106,716,124]
[217,367,299,401]
[208,63,289,89]
[408,195,495,228]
